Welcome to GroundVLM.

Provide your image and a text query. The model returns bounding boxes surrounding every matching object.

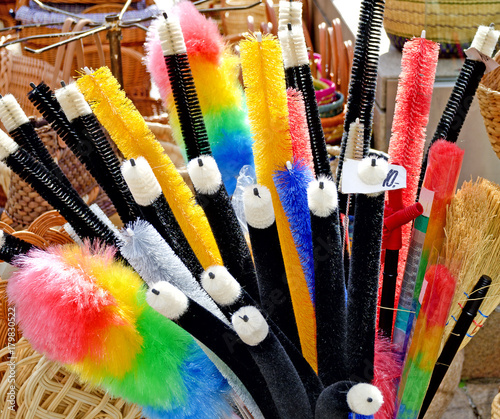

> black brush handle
[285,65,332,177]
[10,122,81,197]
[172,297,281,419]
[346,192,384,382]
[0,232,36,263]
[311,209,347,386]
[71,114,143,225]
[164,53,212,160]
[139,193,204,280]
[418,275,492,418]
[247,222,301,351]
[379,248,398,339]
[417,59,485,199]
[196,184,260,302]
[5,148,117,246]
[247,331,314,419]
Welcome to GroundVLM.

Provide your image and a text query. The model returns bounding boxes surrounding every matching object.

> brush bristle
[0,94,29,133]
[345,120,364,161]
[243,184,275,229]
[307,175,338,217]
[425,140,465,195]
[187,155,222,195]
[0,230,5,249]
[470,25,491,53]
[147,281,189,320]
[158,15,187,56]
[483,27,500,57]
[287,88,314,172]
[279,26,308,68]
[200,265,241,306]
[278,0,302,27]
[54,83,92,122]
[121,157,162,206]
[0,129,19,160]
[231,306,269,346]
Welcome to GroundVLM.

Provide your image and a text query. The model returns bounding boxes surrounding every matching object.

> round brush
[243,184,301,351]
[121,157,204,280]
[187,155,260,302]
[55,82,143,225]
[0,94,76,193]
[0,129,117,245]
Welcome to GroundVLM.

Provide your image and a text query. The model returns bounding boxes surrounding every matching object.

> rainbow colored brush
[144,2,253,194]
[7,243,232,419]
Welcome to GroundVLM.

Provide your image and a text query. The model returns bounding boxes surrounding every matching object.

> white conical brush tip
[146,281,189,320]
[483,27,500,57]
[187,155,222,195]
[307,176,338,217]
[243,184,275,229]
[0,129,18,160]
[232,306,269,346]
[347,383,383,416]
[357,156,389,185]
[470,25,491,53]
[157,14,186,56]
[54,82,92,122]
[278,0,302,26]
[345,120,364,161]
[0,94,29,132]
[121,156,162,206]
[421,30,426,39]
[201,265,241,306]
[279,25,308,68]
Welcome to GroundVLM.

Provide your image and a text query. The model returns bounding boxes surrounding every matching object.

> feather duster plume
[144,1,253,194]
[7,243,231,418]
[77,68,221,269]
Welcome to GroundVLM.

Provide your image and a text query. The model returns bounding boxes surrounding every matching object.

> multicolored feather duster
[7,243,232,419]
[144,1,254,194]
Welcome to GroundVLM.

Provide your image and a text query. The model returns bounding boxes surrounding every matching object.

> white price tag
[465,47,500,73]
[340,159,406,194]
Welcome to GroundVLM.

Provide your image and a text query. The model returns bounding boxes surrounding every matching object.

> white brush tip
[357,156,389,185]
[0,129,18,160]
[187,155,222,195]
[121,156,162,206]
[470,25,491,53]
[307,176,338,217]
[146,281,189,320]
[55,83,92,121]
[0,230,5,248]
[256,32,262,43]
[201,265,241,306]
[347,383,383,416]
[232,306,269,346]
[243,184,275,229]
[484,28,500,57]
[0,94,29,132]
[421,30,426,39]
[158,15,187,55]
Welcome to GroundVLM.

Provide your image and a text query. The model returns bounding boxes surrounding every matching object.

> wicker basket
[2,119,115,229]
[477,52,500,160]
[384,0,500,57]
[321,109,345,145]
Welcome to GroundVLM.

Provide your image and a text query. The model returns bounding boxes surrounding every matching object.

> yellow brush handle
[240,35,317,370]
[77,67,222,269]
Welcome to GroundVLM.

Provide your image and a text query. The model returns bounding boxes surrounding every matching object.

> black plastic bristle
[5,147,117,246]
[417,59,486,198]
[164,53,212,160]
[0,231,36,263]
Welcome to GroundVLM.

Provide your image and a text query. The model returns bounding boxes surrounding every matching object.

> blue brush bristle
[274,158,315,304]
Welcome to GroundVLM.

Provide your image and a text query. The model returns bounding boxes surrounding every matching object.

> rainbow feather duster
[77,68,222,269]
[7,243,231,418]
[145,2,254,194]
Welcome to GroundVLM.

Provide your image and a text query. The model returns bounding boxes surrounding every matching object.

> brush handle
[139,194,204,280]
[416,59,485,199]
[311,209,348,385]
[10,122,76,194]
[164,53,212,160]
[173,297,281,419]
[285,64,331,177]
[196,184,260,302]
[0,232,36,263]
[5,148,117,246]
[247,331,314,419]
[71,114,143,225]
[346,192,384,382]
[247,222,301,351]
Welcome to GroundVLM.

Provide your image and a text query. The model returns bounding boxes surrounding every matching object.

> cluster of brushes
[0,1,499,419]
